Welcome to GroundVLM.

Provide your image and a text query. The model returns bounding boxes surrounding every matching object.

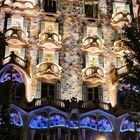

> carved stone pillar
[99,0,117,106]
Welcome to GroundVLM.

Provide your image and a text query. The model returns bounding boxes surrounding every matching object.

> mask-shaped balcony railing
[5,27,27,47]
[113,40,131,56]
[111,10,132,29]
[23,1,43,17]
[2,0,12,11]
[82,66,105,87]
[34,62,61,84]
[3,0,42,17]
[12,1,25,10]
[109,64,127,84]
[39,32,61,51]
[81,35,103,53]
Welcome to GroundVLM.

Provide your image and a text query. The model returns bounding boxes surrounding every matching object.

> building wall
[0,1,140,139]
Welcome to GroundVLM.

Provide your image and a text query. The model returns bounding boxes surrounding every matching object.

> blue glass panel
[0,113,23,126]
[50,114,68,128]
[98,118,113,132]
[121,119,135,132]
[10,113,23,126]
[70,120,79,129]
[30,115,48,129]
[80,116,97,130]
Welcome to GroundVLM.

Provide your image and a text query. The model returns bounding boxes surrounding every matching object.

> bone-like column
[99,0,117,107]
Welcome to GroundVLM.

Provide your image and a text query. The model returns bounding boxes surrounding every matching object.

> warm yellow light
[96,135,106,140]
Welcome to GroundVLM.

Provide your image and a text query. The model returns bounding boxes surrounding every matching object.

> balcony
[2,0,12,12]
[34,62,61,84]
[109,64,127,84]
[113,40,131,56]
[111,10,132,29]
[5,27,27,47]
[22,1,43,17]
[81,35,103,53]
[39,32,61,51]
[82,66,105,88]
[31,96,112,112]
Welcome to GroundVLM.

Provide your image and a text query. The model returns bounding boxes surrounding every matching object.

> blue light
[70,120,79,129]
[0,113,23,127]
[10,113,23,126]
[80,116,97,130]
[29,114,114,132]
[30,114,48,129]
[98,118,113,132]
[120,118,140,132]
[50,114,68,128]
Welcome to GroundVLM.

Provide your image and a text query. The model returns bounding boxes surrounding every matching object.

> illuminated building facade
[0,0,140,140]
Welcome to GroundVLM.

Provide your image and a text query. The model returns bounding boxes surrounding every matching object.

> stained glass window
[50,114,68,128]
[0,112,23,127]
[70,120,79,129]
[98,117,113,132]
[80,116,97,130]
[120,117,140,132]
[10,113,23,126]
[30,114,48,129]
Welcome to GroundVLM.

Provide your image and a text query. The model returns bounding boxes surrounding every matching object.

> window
[44,0,57,13]
[37,49,43,64]
[41,82,55,98]
[23,20,29,37]
[116,56,121,68]
[84,1,98,18]
[82,85,103,102]
[4,13,11,31]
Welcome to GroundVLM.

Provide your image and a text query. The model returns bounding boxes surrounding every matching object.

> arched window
[30,112,49,129]
[50,114,68,128]
[80,116,97,130]
[98,116,113,132]
[10,109,23,127]
[120,116,140,132]
[70,113,79,129]
[0,109,23,127]
[0,66,26,103]
[82,84,103,102]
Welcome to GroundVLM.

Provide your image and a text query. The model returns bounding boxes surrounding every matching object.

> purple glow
[10,113,23,126]
[0,68,23,83]
[1,73,23,83]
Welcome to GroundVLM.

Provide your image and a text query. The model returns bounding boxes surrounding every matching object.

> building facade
[0,0,140,140]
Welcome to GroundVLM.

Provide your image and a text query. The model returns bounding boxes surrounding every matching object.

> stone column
[112,119,121,140]
[82,129,86,140]
[99,0,117,106]
[60,0,84,100]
